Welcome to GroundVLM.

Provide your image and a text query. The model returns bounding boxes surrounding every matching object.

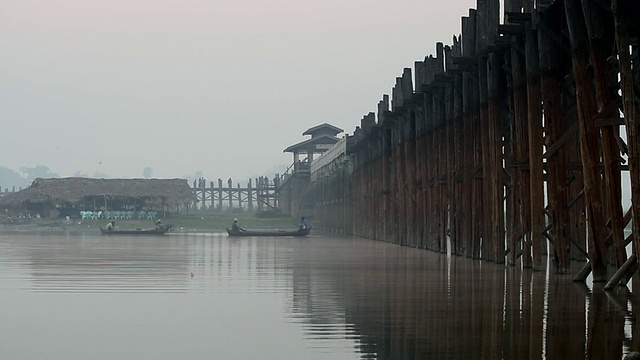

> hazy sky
[1,0,476,180]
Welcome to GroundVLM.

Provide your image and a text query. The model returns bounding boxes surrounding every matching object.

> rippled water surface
[0,233,638,359]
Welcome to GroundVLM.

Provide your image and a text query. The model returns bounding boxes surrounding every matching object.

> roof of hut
[302,123,343,137]
[0,177,196,206]
[283,135,341,153]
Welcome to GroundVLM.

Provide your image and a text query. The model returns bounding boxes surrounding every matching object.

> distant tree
[19,165,58,181]
[0,167,28,190]
[143,167,153,179]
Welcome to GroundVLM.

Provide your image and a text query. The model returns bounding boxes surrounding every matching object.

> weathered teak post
[227,178,233,209]
[351,128,361,237]
[477,0,494,261]
[391,81,406,245]
[400,68,417,246]
[373,124,385,240]
[236,183,242,209]
[582,0,627,269]
[386,109,399,244]
[606,0,640,288]
[273,176,279,210]
[368,103,378,237]
[524,10,544,271]
[362,125,370,238]
[360,121,369,238]
[414,59,427,248]
[567,116,588,262]
[432,42,448,252]
[500,0,530,266]
[443,45,457,255]
[459,10,480,258]
[357,123,367,237]
[247,178,253,211]
[434,43,448,254]
[258,177,264,212]
[469,9,484,259]
[565,0,608,281]
[217,178,223,211]
[538,5,571,273]
[362,113,378,240]
[485,0,505,262]
[378,96,393,242]
[422,57,436,251]
[450,39,465,256]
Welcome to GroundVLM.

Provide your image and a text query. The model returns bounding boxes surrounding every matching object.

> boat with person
[100,224,173,235]
[226,226,311,237]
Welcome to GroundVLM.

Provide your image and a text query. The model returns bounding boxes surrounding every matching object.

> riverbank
[0,214,304,234]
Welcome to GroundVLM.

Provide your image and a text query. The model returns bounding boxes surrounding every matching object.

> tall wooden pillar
[539,7,571,273]
[582,0,626,268]
[612,0,640,260]
[525,18,544,271]
[565,0,609,281]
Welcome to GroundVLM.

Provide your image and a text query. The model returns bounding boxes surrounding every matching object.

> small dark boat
[226,227,311,237]
[100,224,173,235]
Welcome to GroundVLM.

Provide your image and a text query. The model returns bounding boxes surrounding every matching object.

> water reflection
[0,233,638,359]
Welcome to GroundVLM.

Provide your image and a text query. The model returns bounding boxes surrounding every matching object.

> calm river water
[0,232,637,359]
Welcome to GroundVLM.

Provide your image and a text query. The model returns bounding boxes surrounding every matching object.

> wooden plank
[543,122,579,159]
[595,117,626,127]
[604,254,637,290]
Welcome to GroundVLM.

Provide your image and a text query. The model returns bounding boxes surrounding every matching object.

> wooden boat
[100,224,173,235]
[226,226,311,237]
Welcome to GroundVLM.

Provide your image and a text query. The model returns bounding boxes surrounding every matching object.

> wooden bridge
[190,177,280,213]
[309,0,640,285]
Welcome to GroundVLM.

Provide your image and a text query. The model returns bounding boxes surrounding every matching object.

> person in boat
[299,217,309,230]
[105,221,115,232]
[231,218,244,231]
[155,219,164,229]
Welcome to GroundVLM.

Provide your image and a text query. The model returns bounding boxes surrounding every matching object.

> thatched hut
[0,177,196,219]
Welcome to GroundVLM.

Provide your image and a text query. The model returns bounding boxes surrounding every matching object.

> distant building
[283,123,344,173]
[279,123,344,216]
[0,177,195,219]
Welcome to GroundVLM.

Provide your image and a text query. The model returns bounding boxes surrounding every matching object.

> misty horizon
[1,0,476,183]
[0,162,290,190]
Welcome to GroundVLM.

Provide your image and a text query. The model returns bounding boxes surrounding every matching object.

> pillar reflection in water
[288,236,639,359]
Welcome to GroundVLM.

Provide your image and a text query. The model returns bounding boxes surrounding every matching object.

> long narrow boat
[100,225,173,235]
[226,227,311,237]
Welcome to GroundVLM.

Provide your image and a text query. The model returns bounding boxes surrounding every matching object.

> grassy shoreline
[0,214,305,234]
